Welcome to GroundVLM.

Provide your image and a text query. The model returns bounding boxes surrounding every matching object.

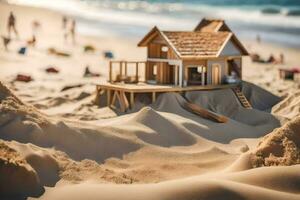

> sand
[1,2,300,200]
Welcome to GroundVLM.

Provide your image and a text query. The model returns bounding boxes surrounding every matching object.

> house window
[161,46,168,52]
[153,65,157,75]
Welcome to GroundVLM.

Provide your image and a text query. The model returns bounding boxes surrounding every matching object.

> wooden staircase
[232,87,252,109]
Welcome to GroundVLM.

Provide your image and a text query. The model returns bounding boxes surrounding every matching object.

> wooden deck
[97,82,236,93]
[95,82,238,112]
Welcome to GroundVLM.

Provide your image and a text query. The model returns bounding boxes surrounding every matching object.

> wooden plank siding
[147,34,179,60]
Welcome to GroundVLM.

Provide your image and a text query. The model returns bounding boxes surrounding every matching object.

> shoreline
[3,1,300,49]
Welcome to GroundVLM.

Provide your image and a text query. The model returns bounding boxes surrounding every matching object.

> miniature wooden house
[137,18,248,87]
[99,19,251,112]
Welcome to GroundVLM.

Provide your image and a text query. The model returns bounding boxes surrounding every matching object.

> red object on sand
[291,67,300,73]
[46,67,59,73]
[16,74,32,82]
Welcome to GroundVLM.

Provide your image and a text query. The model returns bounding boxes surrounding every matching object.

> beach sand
[0,2,300,200]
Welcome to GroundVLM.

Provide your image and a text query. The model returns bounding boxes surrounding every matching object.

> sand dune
[39,165,300,200]
[1,78,300,199]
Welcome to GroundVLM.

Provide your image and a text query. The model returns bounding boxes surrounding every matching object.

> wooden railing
[109,60,146,83]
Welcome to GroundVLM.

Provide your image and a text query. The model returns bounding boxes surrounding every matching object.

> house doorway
[187,65,207,85]
[212,63,221,85]
[227,59,241,78]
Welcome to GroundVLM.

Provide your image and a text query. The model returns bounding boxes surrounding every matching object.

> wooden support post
[179,61,183,87]
[125,62,128,76]
[94,86,101,105]
[119,91,129,112]
[201,66,205,86]
[145,62,148,82]
[109,61,112,82]
[111,90,117,107]
[152,92,156,103]
[130,92,134,109]
[175,65,178,86]
[135,62,139,82]
[184,66,188,87]
[119,62,122,77]
[107,89,111,107]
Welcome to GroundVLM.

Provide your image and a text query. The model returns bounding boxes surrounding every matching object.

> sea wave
[7,0,300,28]
[6,0,300,48]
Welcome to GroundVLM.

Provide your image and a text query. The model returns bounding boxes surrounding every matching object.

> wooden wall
[147,35,178,60]
[145,61,175,84]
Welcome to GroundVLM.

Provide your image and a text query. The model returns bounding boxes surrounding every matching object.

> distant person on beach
[84,65,100,77]
[267,54,276,63]
[64,18,76,44]
[62,16,68,29]
[32,20,41,34]
[63,16,68,42]
[1,36,11,51]
[27,35,36,47]
[256,34,261,43]
[7,11,19,38]
[279,53,284,64]
[70,19,76,44]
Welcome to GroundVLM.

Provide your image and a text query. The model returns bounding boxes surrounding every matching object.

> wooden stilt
[145,62,148,82]
[175,65,178,86]
[130,92,134,109]
[109,62,112,82]
[119,91,129,112]
[125,62,128,76]
[119,62,123,77]
[135,62,139,82]
[94,86,101,104]
[107,89,111,107]
[152,92,156,103]
[111,90,117,107]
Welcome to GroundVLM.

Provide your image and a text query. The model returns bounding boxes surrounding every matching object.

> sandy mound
[250,116,300,167]
[0,82,141,162]
[40,165,300,200]
[1,80,298,200]
[241,81,281,112]
[0,140,44,198]
[272,91,300,122]
[127,107,197,147]
[0,81,49,126]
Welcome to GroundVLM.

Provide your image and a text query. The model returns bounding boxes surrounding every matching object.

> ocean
[7,0,300,48]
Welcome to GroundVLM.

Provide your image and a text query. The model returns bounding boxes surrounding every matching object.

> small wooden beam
[152,92,156,103]
[130,92,134,109]
[125,62,128,76]
[119,91,129,112]
[111,90,117,107]
[145,62,148,82]
[119,61,123,77]
[107,89,111,107]
[174,65,178,86]
[109,62,112,82]
[183,102,228,123]
[94,86,101,105]
[136,62,139,81]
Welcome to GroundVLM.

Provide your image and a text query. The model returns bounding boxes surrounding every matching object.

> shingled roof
[138,19,248,58]
[161,31,231,58]
[194,18,232,32]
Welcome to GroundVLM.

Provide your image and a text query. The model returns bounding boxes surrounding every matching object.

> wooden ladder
[232,87,252,109]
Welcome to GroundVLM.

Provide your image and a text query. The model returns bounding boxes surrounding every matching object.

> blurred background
[6,0,300,48]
